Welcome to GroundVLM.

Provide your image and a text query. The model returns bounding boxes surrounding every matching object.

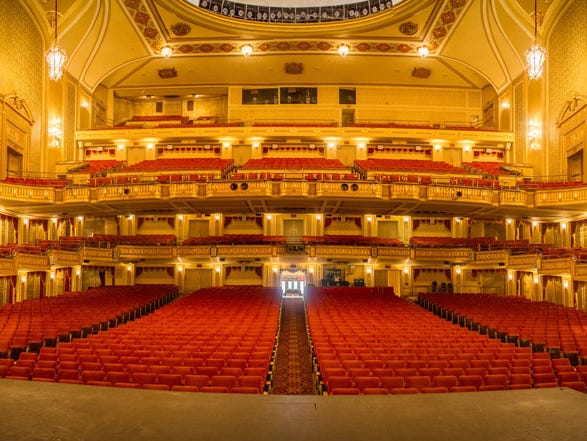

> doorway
[280,270,306,297]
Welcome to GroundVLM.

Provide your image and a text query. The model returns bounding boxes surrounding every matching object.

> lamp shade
[525,43,546,80]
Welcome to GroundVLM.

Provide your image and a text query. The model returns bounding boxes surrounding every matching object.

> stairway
[270,297,317,395]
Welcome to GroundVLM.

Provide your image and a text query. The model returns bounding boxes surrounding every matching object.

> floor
[1,380,586,441]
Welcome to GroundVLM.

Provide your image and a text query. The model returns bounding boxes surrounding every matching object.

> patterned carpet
[270,297,318,395]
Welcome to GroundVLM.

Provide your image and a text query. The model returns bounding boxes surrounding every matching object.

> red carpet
[270,298,317,395]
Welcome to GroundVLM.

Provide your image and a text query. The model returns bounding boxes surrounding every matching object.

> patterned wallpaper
[548,0,587,177]
[0,0,44,173]
[0,0,44,171]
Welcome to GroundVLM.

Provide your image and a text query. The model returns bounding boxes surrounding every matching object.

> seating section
[420,293,587,391]
[354,159,469,175]
[0,287,279,393]
[462,162,515,177]
[3,177,71,188]
[118,158,233,173]
[306,287,586,395]
[70,160,125,176]
[241,158,346,170]
[302,236,404,247]
[0,286,177,359]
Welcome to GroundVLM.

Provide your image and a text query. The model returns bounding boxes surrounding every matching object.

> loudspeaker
[341,183,349,191]
[123,188,130,195]
[351,183,359,191]
[230,183,238,190]
[456,191,463,197]
[240,182,248,190]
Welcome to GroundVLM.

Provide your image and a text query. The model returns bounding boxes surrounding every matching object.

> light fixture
[48,118,62,147]
[528,120,541,150]
[46,0,67,81]
[525,0,546,80]
[161,45,173,58]
[241,44,253,57]
[417,45,429,57]
[338,44,350,57]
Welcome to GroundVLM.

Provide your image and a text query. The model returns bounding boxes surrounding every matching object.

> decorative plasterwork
[123,0,469,56]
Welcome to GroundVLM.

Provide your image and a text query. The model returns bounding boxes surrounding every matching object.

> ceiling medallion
[412,67,431,79]
[399,21,418,35]
[171,22,191,36]
[285,63,303,75]
[158,67,177,79]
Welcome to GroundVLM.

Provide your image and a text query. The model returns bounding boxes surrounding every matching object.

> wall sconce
[501,101,510,109]
[403,216,410,223]
[215,266,221,273]
[327,142,336,149]
[506,218,512,225]
[455,267,462,275]
[177,265,183,273]
[434,144,442,152]
[533,275,539,284]
[316,214,322,221]
[403,267,409,275]
[215,214,221,221]
[532,221,538,227]
[21,275,27,283]
[508,272,513,280]
[75,269,81,276]
[48,118,62,147]
[126,265,132,272]
[266,214,272,220]
[77,215,84,222]
[338,44,350,57]
[308,267,314,273]
[366,215,372,223]
[80,101,89,109]
[366,267,372,275]
[146,143,154,150]
[23,218,29,226]
[50,272,55,280]
[561,222,567,230]
[528,120,541,150]
[177,214,184,221]
[273,265,279,273]
[117,143,125,151]
[563,280,569,289]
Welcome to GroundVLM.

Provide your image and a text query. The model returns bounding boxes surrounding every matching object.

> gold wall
[548,0,587,177]
[0,0,44,173]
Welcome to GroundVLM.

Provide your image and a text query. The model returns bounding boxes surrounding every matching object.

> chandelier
[46,0,67,81]
[525,0,545,80]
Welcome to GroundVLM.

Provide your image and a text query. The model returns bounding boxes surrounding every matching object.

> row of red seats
[182,235,282,245]
[241,158,346,170]
[0,286,177,358]
[0,287,280,393]
[419,293,587,359]
[306,287,586,395]
[3,177,71,188]
[302,236,404,247]
[119,158,233,172]
[354,159,469,174]
[71,160,125,176]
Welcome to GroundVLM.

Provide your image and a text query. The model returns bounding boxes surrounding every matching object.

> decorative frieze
[118,246,174,259]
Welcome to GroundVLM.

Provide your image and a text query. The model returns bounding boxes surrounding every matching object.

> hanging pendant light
[46,0,67,81]
[525,0,545,80]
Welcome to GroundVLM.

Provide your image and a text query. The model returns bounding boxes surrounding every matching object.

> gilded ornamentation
[158,67,177,79]
[285,62,303,74]
[399,21,418,35]
[170,22,191,36]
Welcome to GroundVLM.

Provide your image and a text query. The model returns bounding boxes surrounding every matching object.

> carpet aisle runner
[270,298,317,395]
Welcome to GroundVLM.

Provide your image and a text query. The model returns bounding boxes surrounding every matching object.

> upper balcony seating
[354,159,469,175]
[71,160,125,176]
[0,244,44,257]
[302,236,404,247]
[517,180,583,190]
[3,176,71,188]
[252,121,338,127]
[241,158,346,170]
[118,158,234,174]
[182,235,285,246]
[462,162,517,178]
[90,234,176,246]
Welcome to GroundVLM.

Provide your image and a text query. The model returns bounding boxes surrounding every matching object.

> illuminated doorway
[280,269,306,297]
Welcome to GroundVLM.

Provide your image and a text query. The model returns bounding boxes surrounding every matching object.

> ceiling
[26,0,567,100]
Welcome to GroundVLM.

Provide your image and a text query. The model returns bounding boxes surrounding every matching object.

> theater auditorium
[0,0,586,439]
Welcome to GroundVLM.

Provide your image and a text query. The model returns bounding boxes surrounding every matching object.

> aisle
[270,297,317,395]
